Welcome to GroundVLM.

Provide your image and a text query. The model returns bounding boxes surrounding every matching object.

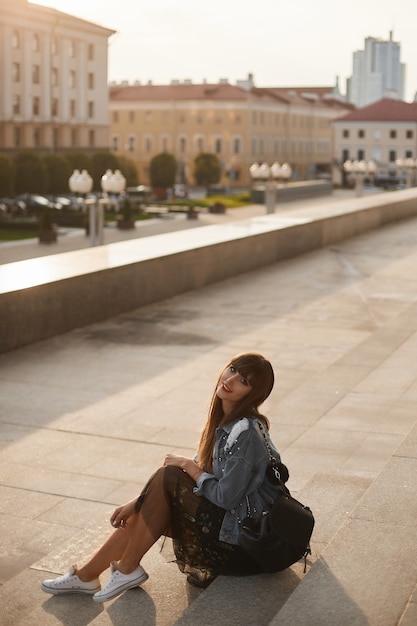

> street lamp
[343,160,377,197]
[101,169,126,212]
[68,169,107,247]
[249,161,292,214]
[395,158,417,188]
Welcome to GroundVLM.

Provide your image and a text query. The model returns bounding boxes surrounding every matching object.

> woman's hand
[163,454,203,482]
[110,499,136,529]
[163,453,190,468]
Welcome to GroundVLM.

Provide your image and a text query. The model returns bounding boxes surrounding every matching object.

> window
[69,70,76,88]
[13,127,21,148]
[88,73,94,90]
[129,111,135,123]
[390,130,397,139]
[32,96,40,116]
[195,136,204,152]
[143,134,153,153]
[89,129,95,147]
[12,63,20,82]
[53,128,59,149]
[358,129,365,138]
[343,129,349,138]
[12,30,20,49]
[70,99,76,117]
[374,130,381,140]
[51,98,58,117]
[389,149,397,162]
[111,135,119,151]
[51,37,58,55]
[13,95,20,115]
[69,40,75,57]
[357,149,365,160]
[214,137,223,154]
[160,136,169,152]
[113,111,119,123]
[88,43,94,60]
[232,137,241,154]
[33,65,40,84]
[71,128,77,147]
[179,136,186,153]
[33,34,40,52]
[88,101,94,118]
[406,130,413,139]
[51,68,58,87]
[126,136,135,151]
[34,127,41,147]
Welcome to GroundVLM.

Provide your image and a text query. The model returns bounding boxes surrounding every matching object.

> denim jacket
[193,416,282,545]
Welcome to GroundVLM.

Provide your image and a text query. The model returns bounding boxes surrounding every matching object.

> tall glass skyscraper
[347,32,406,106]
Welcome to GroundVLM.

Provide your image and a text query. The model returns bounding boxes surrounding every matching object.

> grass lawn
[0,227,38,241]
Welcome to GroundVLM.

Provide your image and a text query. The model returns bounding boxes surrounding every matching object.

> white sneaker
[92,561,148,603]
[41,565,101,595]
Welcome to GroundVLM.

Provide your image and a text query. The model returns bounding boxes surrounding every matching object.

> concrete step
[268,424,417,626]
[0,543,203,626]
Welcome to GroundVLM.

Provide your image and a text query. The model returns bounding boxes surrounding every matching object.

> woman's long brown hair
[197,353,274,472]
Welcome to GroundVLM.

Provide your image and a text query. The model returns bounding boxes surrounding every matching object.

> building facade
[0,0,115,154]
[109,78,352,187]
[347,32,405,107]
[332,98,417,183]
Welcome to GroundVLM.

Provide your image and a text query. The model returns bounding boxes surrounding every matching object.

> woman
[41,352,284,601]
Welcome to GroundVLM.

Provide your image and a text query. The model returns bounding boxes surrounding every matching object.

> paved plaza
[1,191,417,625]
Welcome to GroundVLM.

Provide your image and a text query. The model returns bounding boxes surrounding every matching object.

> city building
[346,32,405,107]
[332,98,417,184]
[0,0,115,154]
[109,77,352,187]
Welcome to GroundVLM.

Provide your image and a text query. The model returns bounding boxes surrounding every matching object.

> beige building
[109,78,352,187]
[0,0,115,154]
[332,98,417,183]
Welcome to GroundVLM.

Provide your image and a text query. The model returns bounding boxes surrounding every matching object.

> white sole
[41,583,101,596]
[92,571,148,603]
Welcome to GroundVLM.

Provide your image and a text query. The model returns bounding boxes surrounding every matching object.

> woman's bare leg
[77,466,173,579]
[75,519,135,581]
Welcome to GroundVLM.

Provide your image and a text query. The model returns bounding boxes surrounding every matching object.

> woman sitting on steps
[41,352,284,602]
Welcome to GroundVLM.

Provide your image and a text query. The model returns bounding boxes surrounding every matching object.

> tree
[117,155,139,187]
[14,151,48,194]
[64,152,92,176]
[43,154,72,195]
[193,153,221,193]
[91,152,119,191]
[149,152,177,189]
[0,153,14,197]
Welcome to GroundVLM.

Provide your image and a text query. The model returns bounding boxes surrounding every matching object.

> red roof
[109,83,252,102]
[335,98,417,122]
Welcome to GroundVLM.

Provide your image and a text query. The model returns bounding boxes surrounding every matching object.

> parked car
[0,197,27,216]
[173,184,188,198]
[16,194,57,215]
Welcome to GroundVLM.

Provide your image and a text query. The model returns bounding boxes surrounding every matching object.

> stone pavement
[1,191,417,625]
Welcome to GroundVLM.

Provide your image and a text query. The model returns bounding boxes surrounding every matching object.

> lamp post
[343,160,377,197]
[396,158,417,188]
[249,161,292,214]
[69,169,99,246]
[101,169,126,212]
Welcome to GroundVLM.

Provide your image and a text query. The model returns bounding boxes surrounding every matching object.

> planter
[117,217,135,230]
[187,207,198,220]
[38,227,57,244]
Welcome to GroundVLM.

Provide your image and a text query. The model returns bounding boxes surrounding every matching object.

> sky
[33,0,417,102]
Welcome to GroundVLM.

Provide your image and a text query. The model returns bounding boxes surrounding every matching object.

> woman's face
[216,364,252,411]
